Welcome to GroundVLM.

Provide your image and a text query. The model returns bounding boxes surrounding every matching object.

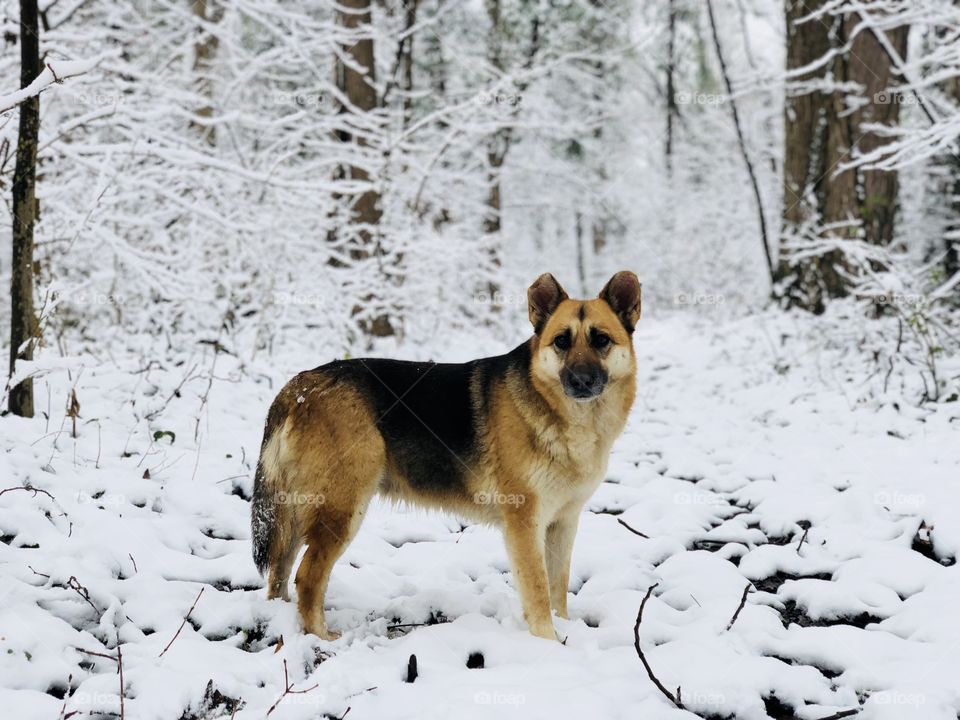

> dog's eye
[553,332,571,351]
[591,332,611,350]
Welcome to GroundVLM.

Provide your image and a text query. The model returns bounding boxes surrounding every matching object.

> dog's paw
[529,622,559,641]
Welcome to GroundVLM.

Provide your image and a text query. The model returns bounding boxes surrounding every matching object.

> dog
[250,271,640,640]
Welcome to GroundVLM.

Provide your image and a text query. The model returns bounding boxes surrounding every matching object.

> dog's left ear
[528,273,568,334]
[599,271,641,333]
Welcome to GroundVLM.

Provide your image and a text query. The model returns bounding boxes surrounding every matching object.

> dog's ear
[599,271,641,333]
[528,273,568,334]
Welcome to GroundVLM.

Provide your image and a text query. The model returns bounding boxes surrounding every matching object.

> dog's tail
[251,399,288,575]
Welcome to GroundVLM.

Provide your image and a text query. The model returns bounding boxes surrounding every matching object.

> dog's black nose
[561,363,607,400]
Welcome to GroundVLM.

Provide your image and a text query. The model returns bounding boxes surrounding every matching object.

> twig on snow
[617,518,650,538]
[0,484,56,502]
[117,643,125,720]
[726,584,752,631]
[633,583,684,710]
[797,525,810,555]
[74,644,125,719]
[266,659,321,716]
[816,710,860,720]
[67,576,101,617]
[158,587,205,657]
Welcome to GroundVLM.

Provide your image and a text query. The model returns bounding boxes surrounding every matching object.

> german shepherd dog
[251,271,640,641]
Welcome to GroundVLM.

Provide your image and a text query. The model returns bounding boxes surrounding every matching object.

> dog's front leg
[545,510,580,619]
[503,506,558,641]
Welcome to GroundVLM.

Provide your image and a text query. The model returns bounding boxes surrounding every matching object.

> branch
[633,583,684,710]
[704,0,774,285]
[158,587,205,657]
[618,518,650,538]
[725,584,752,631]
[267,659,321,716]
[796,525,810,555]
[817,710,860,720]
[0,55,112,115]
[0,484,56,502]
[74,645,124,719]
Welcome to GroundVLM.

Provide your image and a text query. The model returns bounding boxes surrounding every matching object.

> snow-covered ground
[2,312,958,720]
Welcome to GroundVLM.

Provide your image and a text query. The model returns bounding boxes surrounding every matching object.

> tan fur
[256,273,640,641]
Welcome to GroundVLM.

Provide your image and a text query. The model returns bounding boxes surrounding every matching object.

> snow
[2,311,959,720]
[0,55,113,115]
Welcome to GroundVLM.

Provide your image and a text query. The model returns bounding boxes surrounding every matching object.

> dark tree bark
[843,16,908,247]
[775,2,907,313]
[190,0,222,145]
[9,0,41,417]
[940,40,960,285]
[335,0,393,336]
[337,0,380,240]
[665,0,677,173]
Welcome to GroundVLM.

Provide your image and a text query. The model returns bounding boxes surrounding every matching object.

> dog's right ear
[528,273,568,334]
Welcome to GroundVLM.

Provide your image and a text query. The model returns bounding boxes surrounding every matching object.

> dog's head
[528,271,641,403]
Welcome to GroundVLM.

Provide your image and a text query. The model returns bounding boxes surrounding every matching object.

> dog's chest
[535,417,612,487]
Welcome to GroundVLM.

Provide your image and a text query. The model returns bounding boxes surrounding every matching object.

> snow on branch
[0,54,112,115]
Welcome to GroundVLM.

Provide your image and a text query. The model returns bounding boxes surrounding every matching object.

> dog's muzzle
[560,363,608,401]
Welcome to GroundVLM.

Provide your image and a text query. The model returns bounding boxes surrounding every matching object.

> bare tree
[8,0,42,417]
[775,1,908,312]
[189,0,222,145]
[335,0,393,336]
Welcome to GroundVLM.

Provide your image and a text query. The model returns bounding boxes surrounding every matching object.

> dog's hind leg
[295,494,374,640]
[279,378,385,640]
[266,505,300,601]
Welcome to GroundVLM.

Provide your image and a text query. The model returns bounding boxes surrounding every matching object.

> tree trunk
[8,0,41,418]
[337,0,380,240]
[775,1,906,312]
[400,0,418,122]
[844,16,908,247]
[775,0,842,312]
[482,0,508,298]
[665,0,677,173]
[190,0,221,145]
[940,41,960,285]
[336,0,393,336]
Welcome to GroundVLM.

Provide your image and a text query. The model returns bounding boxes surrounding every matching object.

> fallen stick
[618,518,650,538]
[633,583,684,710]
[797,525,810,555]
[726,584,752,631]
[266,659,320,716]
[158,587,205,657]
